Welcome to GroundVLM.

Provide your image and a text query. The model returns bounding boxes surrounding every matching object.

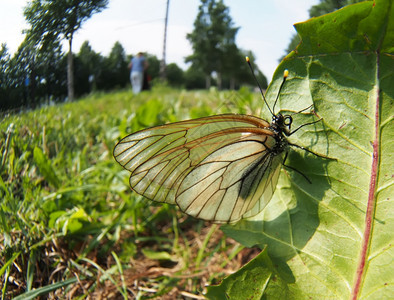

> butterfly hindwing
[176,137,284,223]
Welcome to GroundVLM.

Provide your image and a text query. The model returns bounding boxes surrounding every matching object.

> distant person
[129,52,148,94]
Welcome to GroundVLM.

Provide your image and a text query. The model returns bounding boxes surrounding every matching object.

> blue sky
[0,0,318,80]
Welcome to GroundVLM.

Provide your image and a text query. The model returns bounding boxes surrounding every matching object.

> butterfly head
[271,113,292,136]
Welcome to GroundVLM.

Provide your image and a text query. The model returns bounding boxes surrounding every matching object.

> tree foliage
[309,0,364,17]
[184,67,206,90]
[166,63,184,87]
[0,0,271,110]
[145,54,161,81]
[100,42,129,90]
[24,0,109,101]
[76,41,103,94]
[0,40,160,110]
[0,44,11,107]
[186,0,239,89]
[186,0,267,90]
[0,37,66,110]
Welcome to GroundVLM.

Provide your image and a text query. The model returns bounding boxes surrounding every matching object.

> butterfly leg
[292,104,314,115]
[288,142,336,161]
[288,118,322,136]
[281,151,312,184]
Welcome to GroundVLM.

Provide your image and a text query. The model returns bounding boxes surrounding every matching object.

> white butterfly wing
[176,139,284,223]
[114,114,284,223]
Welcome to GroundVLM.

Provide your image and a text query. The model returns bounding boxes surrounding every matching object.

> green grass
[0,85,262,299]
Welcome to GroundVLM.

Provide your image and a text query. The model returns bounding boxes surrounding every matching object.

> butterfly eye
[284,115,293,126]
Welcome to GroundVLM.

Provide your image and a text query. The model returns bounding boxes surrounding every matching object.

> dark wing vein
[176,135,283,223]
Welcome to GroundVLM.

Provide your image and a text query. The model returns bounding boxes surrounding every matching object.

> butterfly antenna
[272,69,289,115]
[246,56,273,116]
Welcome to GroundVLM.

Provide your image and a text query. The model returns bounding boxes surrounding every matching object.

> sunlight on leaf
[223,0,394,298]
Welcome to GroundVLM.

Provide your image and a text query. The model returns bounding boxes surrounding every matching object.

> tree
[309,0,362,17]
[0,44,10,84]
[34,40,66,102]
[77,41,102,94]
[236,50,267,89]
[105,42,129,89]
[0,44,10,109]
[24,0,109,101]
[186,0,239,89]
[0,37,66,110]
[7,39,39,107]
[184,66,206,90]
[145,54,161,82]
[166,63,184,87]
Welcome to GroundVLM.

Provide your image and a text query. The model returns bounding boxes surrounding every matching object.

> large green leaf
[218,0,393,299]
[205,247,278,300]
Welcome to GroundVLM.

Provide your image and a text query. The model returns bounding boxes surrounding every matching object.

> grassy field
[0,86,263,299]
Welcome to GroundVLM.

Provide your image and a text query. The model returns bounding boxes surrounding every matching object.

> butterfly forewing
[113,114,283,223]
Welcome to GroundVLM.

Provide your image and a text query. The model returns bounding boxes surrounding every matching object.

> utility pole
[160,0,170,80]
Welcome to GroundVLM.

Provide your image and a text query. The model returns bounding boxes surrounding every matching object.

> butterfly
[114,63,321,224]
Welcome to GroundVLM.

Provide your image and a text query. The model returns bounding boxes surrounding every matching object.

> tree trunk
[217,72,222,90]
[229,77,235,90]
[205,75,211,89]
[67,37,74,101]
[30,67,37,108]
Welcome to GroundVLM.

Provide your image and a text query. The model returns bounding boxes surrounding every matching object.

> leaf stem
[351,54,381,300]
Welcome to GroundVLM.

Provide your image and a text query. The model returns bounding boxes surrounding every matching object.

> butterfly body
[114,113,294,223]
